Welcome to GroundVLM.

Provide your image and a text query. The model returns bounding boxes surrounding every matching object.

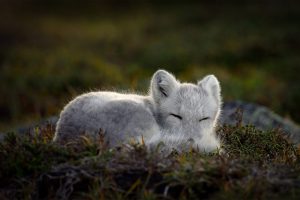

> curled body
[54,70,222,153]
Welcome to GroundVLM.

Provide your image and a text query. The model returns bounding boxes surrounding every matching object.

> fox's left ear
[198,75,221,104]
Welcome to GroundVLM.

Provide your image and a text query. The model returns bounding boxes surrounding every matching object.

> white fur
[54,70,222,153]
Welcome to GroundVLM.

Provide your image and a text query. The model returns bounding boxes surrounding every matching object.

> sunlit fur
[54,70,222,153]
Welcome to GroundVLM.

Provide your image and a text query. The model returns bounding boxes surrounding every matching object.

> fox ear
[198,75,221,104]
[150,70,178,102]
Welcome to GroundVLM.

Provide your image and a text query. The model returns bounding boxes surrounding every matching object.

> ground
[0,119,299,199]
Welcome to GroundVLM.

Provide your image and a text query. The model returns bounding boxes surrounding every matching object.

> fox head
[149,70,221,152]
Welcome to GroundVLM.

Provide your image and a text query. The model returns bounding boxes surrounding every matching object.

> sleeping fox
[53,70,222,152]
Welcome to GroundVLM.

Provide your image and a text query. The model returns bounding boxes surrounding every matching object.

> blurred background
[0,0,299,131]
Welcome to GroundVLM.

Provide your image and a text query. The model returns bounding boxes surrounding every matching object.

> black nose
[187,138,195,144]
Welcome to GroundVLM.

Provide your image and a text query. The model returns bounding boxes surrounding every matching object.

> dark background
[0,0,299,131]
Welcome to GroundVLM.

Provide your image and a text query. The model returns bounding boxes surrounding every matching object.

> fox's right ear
[150,70,178,103]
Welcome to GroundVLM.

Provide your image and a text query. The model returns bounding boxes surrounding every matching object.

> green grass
[0,122,299,199]
[0,2,300,131]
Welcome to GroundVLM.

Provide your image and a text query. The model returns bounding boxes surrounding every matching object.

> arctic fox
[53,70,222,152]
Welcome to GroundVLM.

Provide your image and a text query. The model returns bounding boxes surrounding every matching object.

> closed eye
[170,113,182,120]
[199,117,210,122]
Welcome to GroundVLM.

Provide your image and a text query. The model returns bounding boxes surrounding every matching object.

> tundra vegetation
[0,115,299,199]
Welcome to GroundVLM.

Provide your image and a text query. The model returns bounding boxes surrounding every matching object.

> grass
[0,1,300,131]
[0,120,299,199]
